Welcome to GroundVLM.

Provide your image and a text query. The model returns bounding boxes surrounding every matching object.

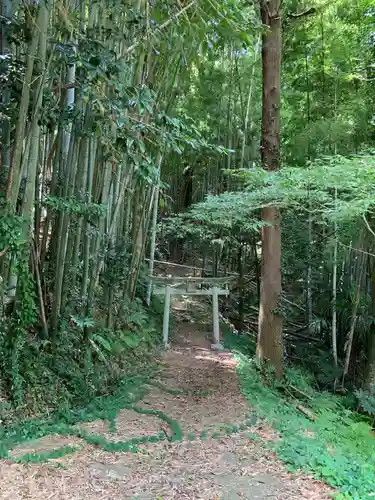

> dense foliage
[0,0,250,407]
[161,0,375,394]
[1,0,375,496]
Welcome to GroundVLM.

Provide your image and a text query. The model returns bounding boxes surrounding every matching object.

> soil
[0,295,334,499]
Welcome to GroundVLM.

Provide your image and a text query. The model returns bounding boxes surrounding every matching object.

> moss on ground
[0,367,257,464]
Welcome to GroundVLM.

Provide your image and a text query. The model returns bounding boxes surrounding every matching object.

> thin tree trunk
[146,155,162,305]
[332,197,338,368]
[0,0,11,197]
[21,4,49,235]
[305,45,313,333]
[6,4,41,211]
[342,242,366,387]
[365,261,375,390]
[307,210,313,330]
[256,0,283,378]
[240,35,261,170]
[238,244,245,330]
[332,70,339,371]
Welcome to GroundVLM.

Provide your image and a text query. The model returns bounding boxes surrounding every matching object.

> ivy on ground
[229,337,375,499]
[0,372,258,464]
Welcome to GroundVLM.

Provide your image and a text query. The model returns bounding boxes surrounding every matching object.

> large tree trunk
[256,0,283,378]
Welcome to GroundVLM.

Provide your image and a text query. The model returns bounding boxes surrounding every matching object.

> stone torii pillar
[151,276,232,350]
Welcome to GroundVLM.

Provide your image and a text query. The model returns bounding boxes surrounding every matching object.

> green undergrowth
[0,370,181,462]
[0,365,258,464]
[0,296,165,418]
[225,331,375,499]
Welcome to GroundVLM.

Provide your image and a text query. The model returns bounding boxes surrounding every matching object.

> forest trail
[0,295,332,500]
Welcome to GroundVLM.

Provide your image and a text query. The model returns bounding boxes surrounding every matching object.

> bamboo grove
[0,0,253,404]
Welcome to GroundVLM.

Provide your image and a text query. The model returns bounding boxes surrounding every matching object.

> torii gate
[149,276,234,349]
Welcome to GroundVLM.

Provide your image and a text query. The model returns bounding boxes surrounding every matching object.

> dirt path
[0,298,333,499]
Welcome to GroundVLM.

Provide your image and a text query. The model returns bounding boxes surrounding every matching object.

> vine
[1,373,259,464]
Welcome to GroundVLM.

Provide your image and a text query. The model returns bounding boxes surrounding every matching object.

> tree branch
[288,8,316,19]
[123,1,197,56]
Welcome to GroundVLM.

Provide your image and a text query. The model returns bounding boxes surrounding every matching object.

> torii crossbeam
[149,276,234,349]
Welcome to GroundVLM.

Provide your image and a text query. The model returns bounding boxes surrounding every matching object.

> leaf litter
[0,296,334,499]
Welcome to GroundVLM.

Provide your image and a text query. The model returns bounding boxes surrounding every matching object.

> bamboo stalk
[7,3,43,210]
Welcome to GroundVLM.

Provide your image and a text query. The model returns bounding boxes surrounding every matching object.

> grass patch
[227,330,375,499]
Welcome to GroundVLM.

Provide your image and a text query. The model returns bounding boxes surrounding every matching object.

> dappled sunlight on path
[0,296,333,499]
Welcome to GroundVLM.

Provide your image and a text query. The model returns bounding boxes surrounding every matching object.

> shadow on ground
[0,296,332,500]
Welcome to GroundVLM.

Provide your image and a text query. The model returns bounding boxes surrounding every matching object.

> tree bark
[256,0,283,378]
